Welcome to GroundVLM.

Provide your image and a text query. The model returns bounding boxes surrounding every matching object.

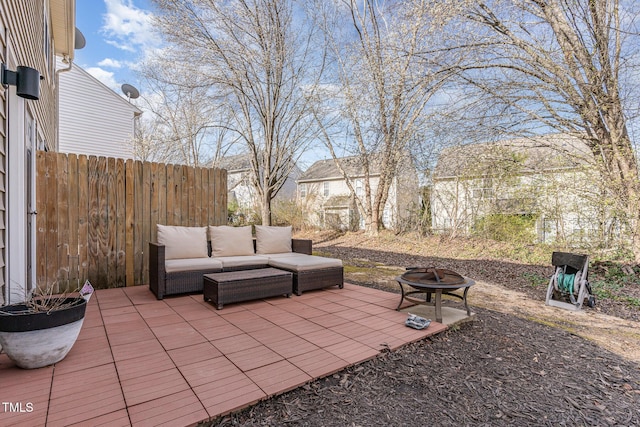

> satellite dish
[75,28,86,50]
[121,83,140,100]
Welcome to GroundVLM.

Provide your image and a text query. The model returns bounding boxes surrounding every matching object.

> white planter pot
[0,298,87,369]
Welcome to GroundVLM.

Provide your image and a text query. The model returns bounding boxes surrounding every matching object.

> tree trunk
[633,232,640,265]
[365,216,380,236]
[261,191,272,226]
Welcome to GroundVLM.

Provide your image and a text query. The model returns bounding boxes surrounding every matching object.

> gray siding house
[431,134,602,243]
[298,155,419,231]
[58,60,142,159]
[220,154,302,220]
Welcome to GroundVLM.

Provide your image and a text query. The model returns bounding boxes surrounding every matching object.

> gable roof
[298,155,384,182]
[219,153,251,172]
[219,153,303,178]
[433,134,593,179]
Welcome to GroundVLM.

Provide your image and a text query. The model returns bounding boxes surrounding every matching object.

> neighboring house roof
[298,155,385,182]
[219,153,303,178]
[219,153,251,172]
[433,134,593,179]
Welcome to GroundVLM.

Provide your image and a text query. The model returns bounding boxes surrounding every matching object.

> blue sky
[74,0,158,94]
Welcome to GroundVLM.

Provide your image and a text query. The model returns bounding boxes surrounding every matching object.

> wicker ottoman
[203,268,293,310]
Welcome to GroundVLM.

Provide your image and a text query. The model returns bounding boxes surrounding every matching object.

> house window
[300,183,306,198]
[382,207,391,227]
[472,188,493,199]
[355,179,364,198]
[323,182,330,197]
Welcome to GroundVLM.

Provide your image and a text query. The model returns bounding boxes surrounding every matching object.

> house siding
[299,175,407,230]
[432,160,601,244]
[58,61,140,159]
[3,0,56,147]
[0,7,6,304]
[0,0,66,304]
[298,154,420,231]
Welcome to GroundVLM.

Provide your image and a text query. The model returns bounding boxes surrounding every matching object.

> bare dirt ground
[209,232,640,426]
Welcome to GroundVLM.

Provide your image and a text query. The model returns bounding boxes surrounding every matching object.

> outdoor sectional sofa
[149,224,343,301]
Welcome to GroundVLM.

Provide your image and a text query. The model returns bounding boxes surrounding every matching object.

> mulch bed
[319,243,640,322]
[210,308,640,426]
[207,238,640,426]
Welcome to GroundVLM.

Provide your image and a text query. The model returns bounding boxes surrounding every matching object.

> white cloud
[97,58,123,68]
[86,67,120,92]
[102,0,160,52]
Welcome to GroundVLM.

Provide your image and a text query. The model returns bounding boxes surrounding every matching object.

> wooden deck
[0,284,446,426]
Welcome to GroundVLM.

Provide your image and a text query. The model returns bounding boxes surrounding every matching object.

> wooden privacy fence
[36,151,227,290]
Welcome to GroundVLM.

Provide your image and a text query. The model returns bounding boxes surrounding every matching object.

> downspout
[55,54,73,150]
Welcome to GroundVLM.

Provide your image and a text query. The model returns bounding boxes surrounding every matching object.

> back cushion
[157,225,208,260]
[209,225,255,257]
[255,225,292,254]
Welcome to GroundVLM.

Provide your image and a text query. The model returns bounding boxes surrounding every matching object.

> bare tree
[314,0,461,235]
[152,0,323,225]
[460,0,640,262]
[135,54,235,166]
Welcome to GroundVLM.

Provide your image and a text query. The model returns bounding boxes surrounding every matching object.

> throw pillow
[209,225,255,257]
[157,225,208,260]
[255,225,292,254]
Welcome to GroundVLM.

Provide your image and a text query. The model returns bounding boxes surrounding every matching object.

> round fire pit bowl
[395,267,475,323]
[401,268,466,287]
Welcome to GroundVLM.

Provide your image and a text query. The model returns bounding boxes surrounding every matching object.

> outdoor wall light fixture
[2,64,43,100]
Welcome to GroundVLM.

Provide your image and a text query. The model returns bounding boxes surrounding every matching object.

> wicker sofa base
[151,268,223,300]
[291,266,344,296]
[203,267,293,309]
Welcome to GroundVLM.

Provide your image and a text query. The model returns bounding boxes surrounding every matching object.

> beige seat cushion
[268,254,342,272]
[157,225,208,260]
[165,258,223,273]
[214,255,269,269]
[266,252,308,259]
[209,225,254,257]
[255,225,292,254]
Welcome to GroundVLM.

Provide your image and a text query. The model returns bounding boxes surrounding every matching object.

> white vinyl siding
[58,61,140,159]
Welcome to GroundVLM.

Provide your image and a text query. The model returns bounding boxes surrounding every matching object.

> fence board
[87,155,99,287]
[158,163,167,229]
[77,155,89,284]
[216,168,227,224]
[166,164,175,226]
[115,158,125,287]
[150,162,159,244]
[195,167,202,227]
[45,153,58,290]
[174,165,183,225]
[134,160,143,286]
[107,157,117,287]
[35,152,227,289]
[97,157,109,287]
[56,154,69,290]
[35,151,47,287]
[187,166,196,226]
[181,165,189,226]
[67,154,79,288]
[125,159,134,286]
[142,162,151,285]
